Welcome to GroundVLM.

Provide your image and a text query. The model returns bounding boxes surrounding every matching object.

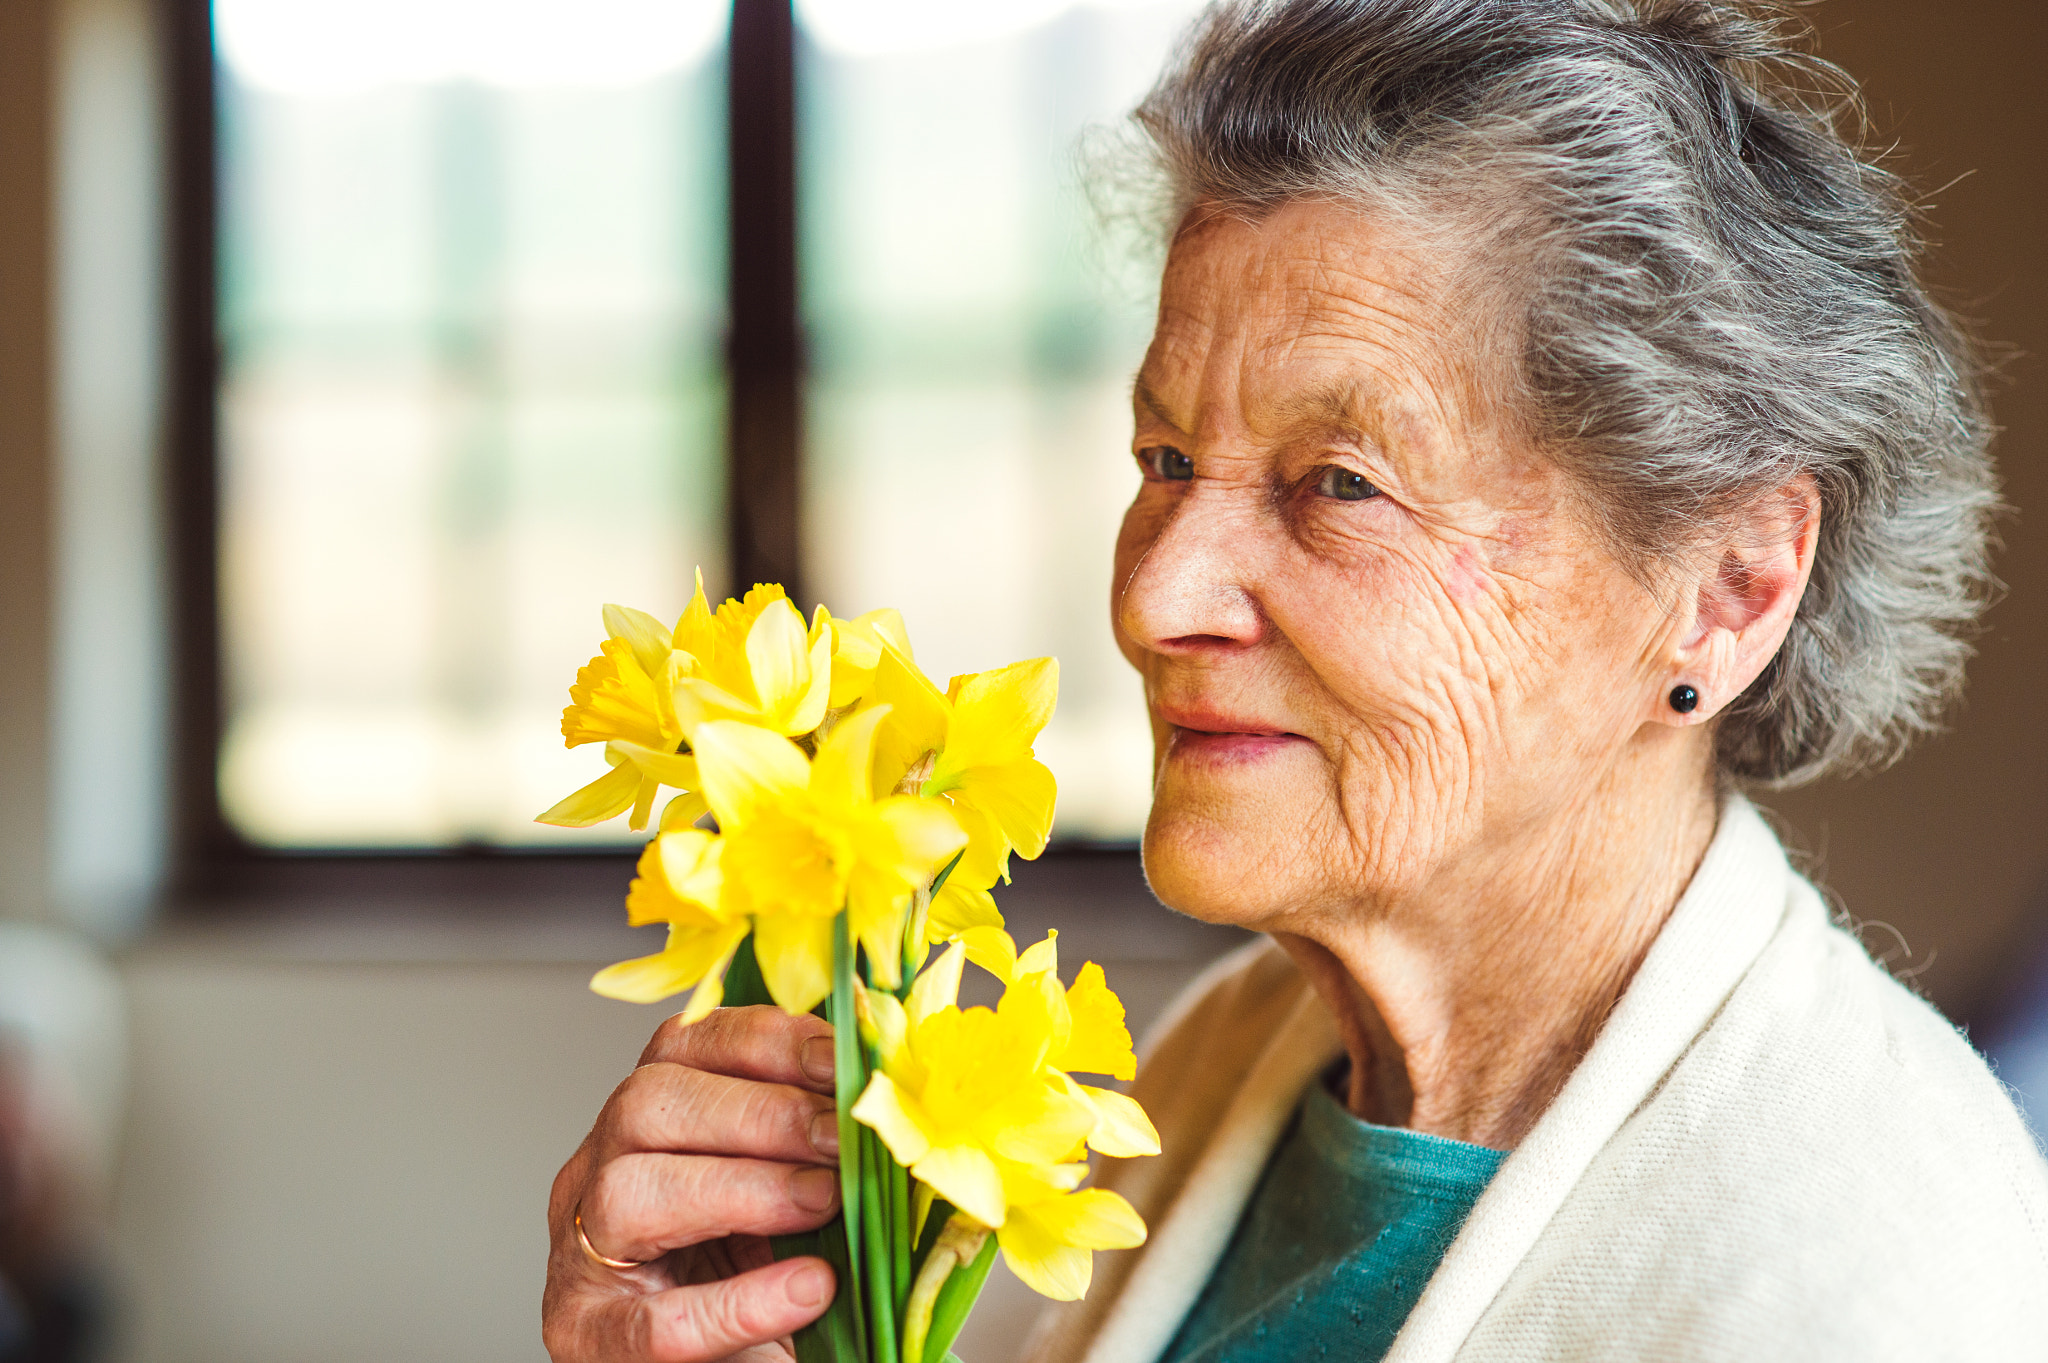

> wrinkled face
[1116,200,1683,929]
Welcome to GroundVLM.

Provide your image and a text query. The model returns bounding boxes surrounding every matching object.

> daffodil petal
[955,760,1057,862]
[872,645,951,793]
[929,879,1005,943]
[851,890,908,992]
[753,910,836,1016]
[744,598,811,721]
[996,1215,1093,1302]
[873,796,969,873]
[655,828,725,905]
[1023,1187,1146,1251]
[672,676,756,732]
[536,761,642,827]
[603,603,674,681]
[911,1144,1005,1229]
[907,941,966,1027]
[676,943,743,1025]
[691,720,810,828]
[625,834,725,928]
[813,705,889,811]
[851,1071,935,1167]
[1077,1084,1161,1157]
[608,740,701,789]
[589,920,748,1004]
[940,657,1057,771]
[671,568,717,661]
[1014,931,1059,981]
[787,628,832,734]
[658,790,710,831]
[864,988,909,1068]
[983,1080,1096,1166]
[628,776,659,831]
[958,925,1018,983]
[1053,961,1137,1080]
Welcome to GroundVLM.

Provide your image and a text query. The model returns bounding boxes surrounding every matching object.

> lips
[1154,700,1292,738]
[1155,700,1307,764]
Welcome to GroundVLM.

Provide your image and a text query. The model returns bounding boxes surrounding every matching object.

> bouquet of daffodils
[539,574,1159,1363]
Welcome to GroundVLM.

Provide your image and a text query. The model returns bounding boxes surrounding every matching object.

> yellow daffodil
[588,830,746,1023]
[670,579,832,738]
[957,928,1160,1157]
[541,604,701,830]
[540,572,849,833]
[869,648,1059,941]
[697,709,966,1009]
[851,936,1153,1300]
[815,604,914,709]
[987,1158,1147,1300]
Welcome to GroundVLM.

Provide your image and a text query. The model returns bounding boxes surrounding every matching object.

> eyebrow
[1131,377,1185,433]
[1130,374,1385,446]
[1270,379,1377,439]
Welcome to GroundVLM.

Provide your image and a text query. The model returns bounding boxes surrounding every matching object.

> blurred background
[0,0,2039,1359]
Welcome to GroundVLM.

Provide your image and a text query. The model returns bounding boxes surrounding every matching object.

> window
[208,0,728,848]
[174,0,1201,870]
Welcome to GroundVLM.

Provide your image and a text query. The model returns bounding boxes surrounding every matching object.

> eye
[1141,445,1194,481]
[1314,465,1379,502]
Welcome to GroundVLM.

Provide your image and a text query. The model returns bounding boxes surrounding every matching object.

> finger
[581,1153,839,1263]
[644,1259,832,1363]
[549,1256,831,1363]
[639,1006,835,1094]
[599,1066,838,1166]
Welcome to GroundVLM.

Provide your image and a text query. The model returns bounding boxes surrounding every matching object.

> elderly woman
[542,1,2048,1359]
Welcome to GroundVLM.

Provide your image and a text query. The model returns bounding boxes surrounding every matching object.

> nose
[1118,488,1268,655]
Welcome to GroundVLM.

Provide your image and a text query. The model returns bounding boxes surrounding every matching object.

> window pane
[214,0,728,846]
[797,0,1202,840]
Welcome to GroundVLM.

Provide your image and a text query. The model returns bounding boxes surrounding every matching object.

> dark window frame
[159,0,1139,908]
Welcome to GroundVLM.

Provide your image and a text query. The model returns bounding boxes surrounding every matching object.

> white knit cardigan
[1021,798,2048,1362]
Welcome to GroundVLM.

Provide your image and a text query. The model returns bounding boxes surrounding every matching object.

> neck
[1277,740,1721,1150]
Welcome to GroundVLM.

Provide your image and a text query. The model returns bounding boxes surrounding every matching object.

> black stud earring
[1669,685,1700,714]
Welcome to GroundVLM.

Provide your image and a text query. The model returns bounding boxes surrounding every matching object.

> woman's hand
[544,1006,843,1363]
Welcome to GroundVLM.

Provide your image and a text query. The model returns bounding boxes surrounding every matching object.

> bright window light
[214,0,728,93]
[797,0,1170,57]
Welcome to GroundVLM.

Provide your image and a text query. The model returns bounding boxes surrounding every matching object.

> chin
[1139,761,1310,929]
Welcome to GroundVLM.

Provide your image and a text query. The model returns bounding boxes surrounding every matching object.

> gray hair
[1128,0,1998,786]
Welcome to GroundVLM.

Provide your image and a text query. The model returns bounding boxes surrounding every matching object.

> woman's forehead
[1143,206,1484,437]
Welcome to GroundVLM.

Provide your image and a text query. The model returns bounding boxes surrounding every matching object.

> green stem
[862,1123,899,1363]
[829,919,870,1359]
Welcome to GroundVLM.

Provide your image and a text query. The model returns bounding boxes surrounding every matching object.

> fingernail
[786,1262,831,1309]
[808,1109,840,1157]
[799,1036,834,1085]
[788,1166,839,1213]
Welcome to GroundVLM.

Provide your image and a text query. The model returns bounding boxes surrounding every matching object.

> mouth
[1155,702,1309,764]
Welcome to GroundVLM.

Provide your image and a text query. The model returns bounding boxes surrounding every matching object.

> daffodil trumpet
[550,576,1155,1362]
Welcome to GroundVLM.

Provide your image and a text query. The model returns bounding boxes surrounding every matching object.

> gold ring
[575,1207,650,1270]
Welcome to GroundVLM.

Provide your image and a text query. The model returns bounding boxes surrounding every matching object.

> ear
[1656,477,1821,727]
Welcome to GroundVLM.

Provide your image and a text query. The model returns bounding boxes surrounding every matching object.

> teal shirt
[1161,1072,1506,1363]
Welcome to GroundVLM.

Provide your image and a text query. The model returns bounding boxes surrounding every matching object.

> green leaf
[891,1152,912,1318]
[721,932,773,1009]
[923,1233,999,1363]
[780,1222,860,1363]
